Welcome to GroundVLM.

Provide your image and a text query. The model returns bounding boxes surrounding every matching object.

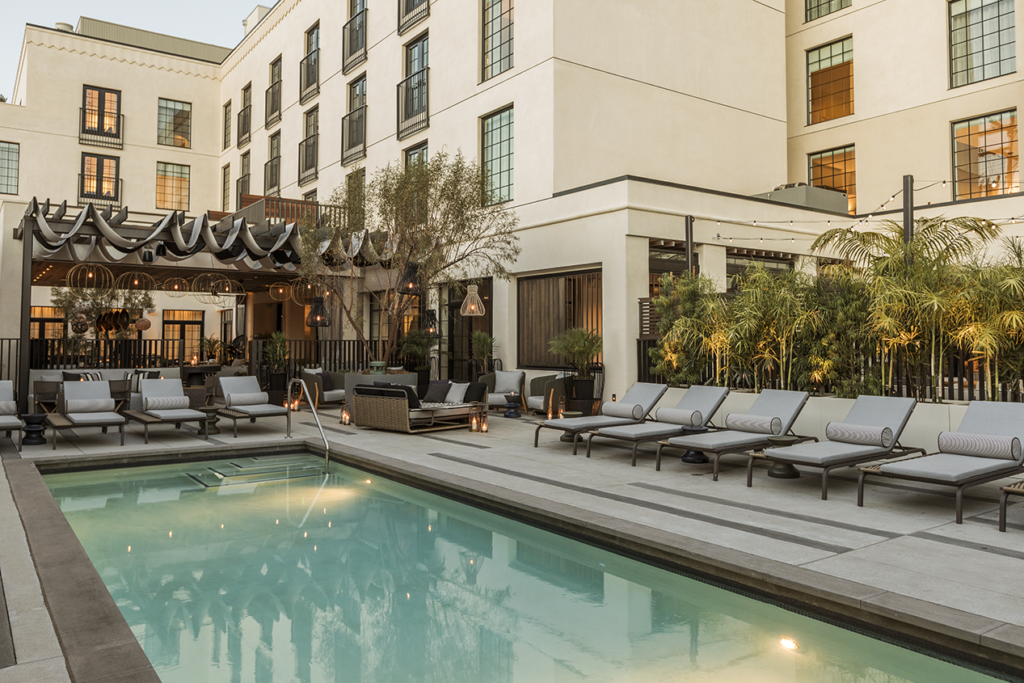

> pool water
[45,454,1001,683]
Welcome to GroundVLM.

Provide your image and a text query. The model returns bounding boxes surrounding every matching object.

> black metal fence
[30,338,187,370]
[249,338,413,387]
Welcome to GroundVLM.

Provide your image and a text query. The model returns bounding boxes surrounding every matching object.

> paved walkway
[1,406,1024,680]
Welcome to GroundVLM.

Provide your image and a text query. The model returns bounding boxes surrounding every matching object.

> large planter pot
[566,378,598,416]
[267,372,288,408]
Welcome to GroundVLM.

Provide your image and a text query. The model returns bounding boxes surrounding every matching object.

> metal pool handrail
[288,377,331,473]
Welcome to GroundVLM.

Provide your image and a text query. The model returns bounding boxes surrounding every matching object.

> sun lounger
[125,379,209,443]
[656,389,812,482]
[583,385,730,466]
[858,401,1024,524]
[534,382,668,454]
[0,380,23,452]
[52,380,126,449]
[218,376,291,438]
[756,395,923,498]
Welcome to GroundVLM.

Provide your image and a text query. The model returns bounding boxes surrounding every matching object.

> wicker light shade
[305,297,332,327]
[114,271,157,292]
[460,285,486,317]
[162,277,189,298]
[211,277,246,305]
[66,263,114,296]
[290,280,321,306]
[71,318,89,334]
[190,273,218,299]
[423,309,441,339]
[269,282,291,302]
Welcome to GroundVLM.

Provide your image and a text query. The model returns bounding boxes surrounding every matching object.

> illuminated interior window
[809,145,857,214]
[953,109,1019,200]
[807,38,853,125]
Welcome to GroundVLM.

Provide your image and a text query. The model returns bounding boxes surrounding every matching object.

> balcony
[266,81,282,128]
[237,106,251,147]
[78,175,122,209]
[299,134,318,187]
[342,106,367,166]
[397,68,429,140]
[398,0,429,35]
[79,108,124,149]
[264,157,281,196]
[299,49,320,105]
[343,10,368,74]
[236,173,250,210]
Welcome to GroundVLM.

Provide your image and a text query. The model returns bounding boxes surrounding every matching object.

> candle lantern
[341,408,351,426]
[558,396,565,419]
[481,411,489,433]
[470,415,480,433]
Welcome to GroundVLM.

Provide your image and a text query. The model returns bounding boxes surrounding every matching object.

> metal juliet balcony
[298,134,318,187]
[343,10,368,74]
[79,108,124,149]
[397,68,429,140]
[299,49,319,105]
[237,105,251,147]
[398,0,429,35]
[264,157,281,196]
[266,81,282,128]
[236,173,250,210]
[78,175,123,209]
[342,106,367,166]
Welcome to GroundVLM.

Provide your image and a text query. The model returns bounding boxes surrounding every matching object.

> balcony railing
[299,49,320,104]
[266,81,282,128]
[342,106,367,166]
[398,0,429,34]
[78,175,123,209]
[236,173,250,210]
[397,68,429,140]
[299,134,318,186]
[638,298,662,340]
[237,105,251,147]
[79,108,124,149]
[264,157,281,196]
[343,10,368,74]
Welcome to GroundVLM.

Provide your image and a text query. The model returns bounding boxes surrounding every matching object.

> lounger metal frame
[655,429,819,481]
[583,420,720,466]
[535,417,653,456]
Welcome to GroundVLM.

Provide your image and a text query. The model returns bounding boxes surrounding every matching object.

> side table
[679,425,710,464]
[503,394,522,419]
[22,414,47,446]
[559,410,582,442]
[198,405,221,435]
[765,434,800,478]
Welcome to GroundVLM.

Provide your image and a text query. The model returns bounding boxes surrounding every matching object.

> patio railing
[30,338,191,370]
[249,338,413,387]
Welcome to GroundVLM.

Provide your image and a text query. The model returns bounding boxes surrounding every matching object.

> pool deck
[2,407,1024,681]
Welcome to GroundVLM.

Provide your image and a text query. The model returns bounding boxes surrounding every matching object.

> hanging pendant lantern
[460,285,486,317]
[269,282,291,302]
[114,271,157,293]
[423,309,441,339]
[162,277,189,298]
[306,297,332,328]
[66,263,114,297]
[71,318,89,335]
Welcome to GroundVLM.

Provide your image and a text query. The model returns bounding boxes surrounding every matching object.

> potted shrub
[470,330,495,380]
[264,331,290,405]
[398,328,437,393]
[548,328,603,415]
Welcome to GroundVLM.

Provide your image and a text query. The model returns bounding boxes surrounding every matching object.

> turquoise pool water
[45,454,1001,683]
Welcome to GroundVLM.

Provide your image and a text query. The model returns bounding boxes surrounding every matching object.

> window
[406,142,428,167]
[806,0,850,22]
[156,162,190,211]
[483,0,514,80]
[350,76,367,110]
[807,38,853,124]
[223,101,232,150]
[345,0,368,73]
[265,133,282,194]
[82,86,120,137]
[399,0,429,34]
[163,310,203,361]
[157,98,191,148]
[81,153,119,200]
[301,23,321,103]
[238,152,251,206]
[482,107,514,204]
[267,57,283,126]
[344,77,368,165]
[407,33,429,75]
[269,133,281,160]
[303,189,317,203]
[950,0,1015,88]
[221,164,231,212]
[809,145,856,213]
[399,34,430,138]
[306,23,320,54]
[518,270,602,368]
[0,142,18,195]
[220,310,233,345]
[953,109,1019,200]
[238,83,252,146]
[727,254,794,293]
[30,306,64,340]
[300,107,319,186]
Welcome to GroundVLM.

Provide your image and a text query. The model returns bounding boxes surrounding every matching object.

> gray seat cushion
[147,408,206,421]
[880,453,1021,483]
[544,415,637,432]
[526,396,544,411]
[666,430,767,451]
[68,412,125,426]
[598,422,685,440]
[0,416,22,430]
[232,404,289,417]
[767,440,882,466]
[321,389,346,403]
[488,394,509,406]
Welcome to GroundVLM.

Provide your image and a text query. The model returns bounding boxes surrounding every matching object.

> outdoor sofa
[0,380,23,452]
[124,379,209,443]
[352,380,487,433]
[534,382,668,455]
[656,389,813,482]
[857,401,1024,523]
[584,385,730,467]
[218,376,291,438]
[756,395,924,498]
[49,380,126,449]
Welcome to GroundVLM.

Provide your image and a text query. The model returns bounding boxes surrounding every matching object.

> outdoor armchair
[0,380,24,452]
[52,380,126,449]
[127,379,209,443]
[857,401,1024,524]
[481,371,526,410]
[758,395,923,498]
[525,373,567,416]
[218,376,291,438]
[534,382,668,455]
[302,368,346,410]
[585,385,730,466]
[656,389,813,482]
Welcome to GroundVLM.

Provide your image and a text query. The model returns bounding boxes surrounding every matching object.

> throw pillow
[464,381,487,403]
[423,381,451,403]
[445,382,470,404]
[62,371,84,382]
[493,370,522,394]
[319,372,334,392]
[390,384,420,410]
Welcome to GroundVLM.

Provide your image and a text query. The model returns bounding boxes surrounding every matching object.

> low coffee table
[22,413,47,446]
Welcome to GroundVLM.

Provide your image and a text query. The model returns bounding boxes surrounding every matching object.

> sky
[1,0,268,96]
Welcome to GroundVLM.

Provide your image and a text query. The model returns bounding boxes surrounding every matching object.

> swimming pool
[45,454,1002,682]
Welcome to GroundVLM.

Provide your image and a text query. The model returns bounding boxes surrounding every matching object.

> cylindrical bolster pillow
[602,402,643,420]
[227,392,270,408]
[725,413,782,435]
[0,401,16,416]
[937,432,1022,461]
[656,407,702,427]
[145,396,190,411]
[825,422,893,448]
[65,398,115,413]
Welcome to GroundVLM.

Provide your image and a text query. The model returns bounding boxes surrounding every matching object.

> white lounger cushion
[144,396,190,412]
[0,415,22,430]
[880,453,1020,483]
[68,412,125,425]
[148,408,206,421]
[666,430,768,451]
[603,402,643,420]
[321,389,346,403]
[656,407,702,427]
[937,432,1021,461]
[765,440,883,466]
[232,404,289,417]
[826,422,893,448]
[544,415,639,431]
[725,413,782,435]
[599,422,690,440]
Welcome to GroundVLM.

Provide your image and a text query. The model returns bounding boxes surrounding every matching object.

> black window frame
[156,161,191,212]
[808,144,857,214]
[157,98,192,148]
[482,0,514,81]
[949,0,1017,89]
[805,0,851,23]
[82,85,121,138]
[951,108,1019,201]
[481,105,514,205]
[0,141,18,195]
[223,100,232,151]
[80,153,120,201]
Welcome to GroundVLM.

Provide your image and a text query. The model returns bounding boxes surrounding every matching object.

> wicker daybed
[352,384,485,433]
